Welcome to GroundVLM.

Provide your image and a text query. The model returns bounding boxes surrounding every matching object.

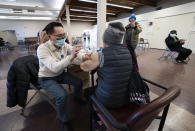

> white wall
[111,1,195,53]
[0,20,93,42]
[62,21,93,38]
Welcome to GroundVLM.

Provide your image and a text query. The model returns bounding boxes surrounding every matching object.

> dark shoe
[59,120,65,131]
[64,121,74,131]
[73,97,87,105]
[59,120,74,131]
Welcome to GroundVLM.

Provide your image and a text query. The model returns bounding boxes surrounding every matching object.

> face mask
[55,38,65,47]
[130,21,135,24]
[170,34,177,37]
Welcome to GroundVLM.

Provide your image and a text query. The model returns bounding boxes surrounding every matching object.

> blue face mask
[55,38,65,47]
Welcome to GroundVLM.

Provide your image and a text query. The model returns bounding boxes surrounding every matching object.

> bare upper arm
[80,53,100,72]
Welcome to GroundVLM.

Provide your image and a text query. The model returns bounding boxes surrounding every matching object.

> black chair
[89,71,181,131]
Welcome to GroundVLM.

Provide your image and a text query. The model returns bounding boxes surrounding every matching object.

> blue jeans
[38,72,83,122]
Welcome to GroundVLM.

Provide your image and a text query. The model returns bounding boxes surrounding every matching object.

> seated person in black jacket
[0,37,5,47]
[165,30,192,63]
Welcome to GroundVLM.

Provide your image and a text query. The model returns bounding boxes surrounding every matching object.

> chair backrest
[140,38,144,43]
[126,86,180,130]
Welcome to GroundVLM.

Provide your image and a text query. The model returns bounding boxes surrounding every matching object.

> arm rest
[90,68,98,75]
[90,69,98,87]
[142,77,168,90]
[90,95,128,130]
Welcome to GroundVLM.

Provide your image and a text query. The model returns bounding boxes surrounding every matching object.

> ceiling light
[0,16,54,20]
[79,0,134,9]
[79,0,97,4]
[107,3,134,9]
[63,18,96,22]
[6,0,16,1]
[0,16,7,19]
[70,9,115,15]
[69,15,97,19]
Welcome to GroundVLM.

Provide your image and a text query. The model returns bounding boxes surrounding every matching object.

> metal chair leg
[89,99,94,131]
[159,50,167,60]
[68,85,72,92]
[158,104,170,131]
[20,90,39,116]
[20,107,25,116]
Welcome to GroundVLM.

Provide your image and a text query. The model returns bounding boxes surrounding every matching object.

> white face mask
[170,34,177,37]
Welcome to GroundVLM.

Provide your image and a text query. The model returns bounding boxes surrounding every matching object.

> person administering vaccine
[165,30,192,64]
[37,22,88,131]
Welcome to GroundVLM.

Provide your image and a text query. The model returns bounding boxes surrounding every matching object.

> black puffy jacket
[165,35,182,50]
[95,45,133,108]
[7,55,39,107]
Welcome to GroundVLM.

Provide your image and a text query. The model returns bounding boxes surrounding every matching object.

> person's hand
[70,45,81,61]
[179,39,185,44]
[130,23,136,28]
[83,53,92,61]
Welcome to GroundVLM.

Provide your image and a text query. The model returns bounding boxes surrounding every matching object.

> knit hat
[170,30,177,34]
[103,22,125,45]
[129,14,136,20]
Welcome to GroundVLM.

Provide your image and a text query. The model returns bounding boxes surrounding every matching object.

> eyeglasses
[51,33,66,39]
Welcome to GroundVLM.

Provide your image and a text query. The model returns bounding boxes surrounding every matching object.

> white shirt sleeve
[37,45,72,73]
[66,44,86,65]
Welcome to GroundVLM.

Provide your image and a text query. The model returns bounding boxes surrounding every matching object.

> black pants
[172,47,192,61]
[126,44,139,70]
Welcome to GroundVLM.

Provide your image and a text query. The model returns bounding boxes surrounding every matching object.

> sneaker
[181,60,188,64]
[175,59,183,64]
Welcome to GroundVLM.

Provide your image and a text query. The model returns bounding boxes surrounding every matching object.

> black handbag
[126,44,150,105]
[128,71,150,105]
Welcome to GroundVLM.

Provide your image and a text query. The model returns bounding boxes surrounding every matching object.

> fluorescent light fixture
[63,18,96,22]
[107,3,134,9]
[0,16,7,18]
[79,0,134,9]
[70,9,115,15]
[6,0,16,1]
[0,16,54,20]
[69,15,97,19]
[79,0,96,3]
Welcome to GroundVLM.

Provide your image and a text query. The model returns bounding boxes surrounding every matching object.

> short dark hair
[170,30,177,34]
[45,22,63,35]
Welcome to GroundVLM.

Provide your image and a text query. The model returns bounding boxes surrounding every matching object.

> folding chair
[20,83,56,116]
[138,38,150,50]
[159,47,177,61]
[0,46,8,52]
[21,77,72,116]
[89,71,181,131]
[159,47,190,62]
